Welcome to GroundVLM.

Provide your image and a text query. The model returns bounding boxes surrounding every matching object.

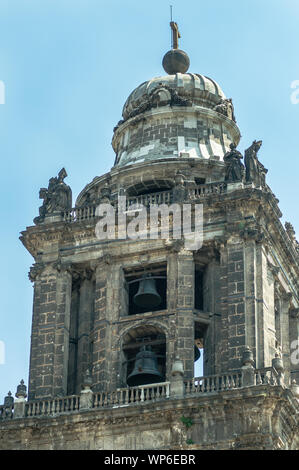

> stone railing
[188,182,227,199]
[185,371,243,395]
[93,382,170,408]
[63,205,97,223]
[254,367,281,386]
[25,395,80,417]
[0,383,170,421]
[61,182,228,223]
[184,367,282,396]
[0,367,286,422]
[126,191,173,210]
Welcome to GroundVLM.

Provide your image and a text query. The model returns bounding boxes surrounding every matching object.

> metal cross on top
[170,21,181,50]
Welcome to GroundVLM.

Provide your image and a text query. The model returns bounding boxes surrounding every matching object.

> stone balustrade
[188,182,227,199]
[93,382,170,408]
[185,371,243,395]
[0,367,288,422]
[61,182,229,223]
[26,395,80,417]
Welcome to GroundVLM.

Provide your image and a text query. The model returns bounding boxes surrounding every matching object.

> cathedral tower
[1,22,298,451]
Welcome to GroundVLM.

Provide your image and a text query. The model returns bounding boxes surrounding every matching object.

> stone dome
[122,73,226,121]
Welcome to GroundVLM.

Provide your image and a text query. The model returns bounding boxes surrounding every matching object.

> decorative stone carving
[290,308,299,319]
[34,168,72,224]
[285,222,296,241]
[164,238,184,253]
[244,140,268,187]
[122,84,193,123]
[90,254,112,272]
[223,143,245,182]
[267,261,280,278]
[28,262,45,282]
[15,380,27,399]
[52,259,72,275]
[285,222,299,254]
[213,98,236,122]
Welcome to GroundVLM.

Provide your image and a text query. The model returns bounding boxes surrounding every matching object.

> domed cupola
[112,21,241,168]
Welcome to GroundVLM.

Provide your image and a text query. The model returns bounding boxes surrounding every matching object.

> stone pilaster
[92,257,109,392]
[53,263,72,397]
[244,239,258,360]
[255,245,276,368]
[218,238,246,371]
[167,252,178,312]
[105,262,124,392]
[176,250,194,379]
[202,258,221,375]
[289,307,299,385]
[76,270,94,394]
[279,292,292,386]
[28,261,72,399]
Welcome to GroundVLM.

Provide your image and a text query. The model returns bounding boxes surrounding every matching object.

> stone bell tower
[1,22,298,451]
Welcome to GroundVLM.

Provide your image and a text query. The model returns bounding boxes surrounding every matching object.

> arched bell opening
[121,325,166,387]
[124,264,167,316]
[126,179,173,197]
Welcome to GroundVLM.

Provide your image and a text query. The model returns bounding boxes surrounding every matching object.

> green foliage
[186,439,194,445]
[180,416,193,428]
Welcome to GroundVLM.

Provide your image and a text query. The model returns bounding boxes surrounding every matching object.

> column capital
[290,308,299,319]
[267,261,280,279]
[52,259,73,275]
[281,291,293,303]
[90,254,112,272]
[164,238,184,254]
[28,262,46,282]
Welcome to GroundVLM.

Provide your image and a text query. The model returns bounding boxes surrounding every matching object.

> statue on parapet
[34,168,72,224]
[214,98,236,122]
[244,140,268,187]
[224,143,245,183]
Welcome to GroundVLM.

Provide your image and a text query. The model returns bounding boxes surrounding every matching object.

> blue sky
[0,0,298,401]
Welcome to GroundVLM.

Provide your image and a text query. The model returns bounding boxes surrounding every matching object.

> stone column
[202,254,221,375]
[91,256,109,392]
[105,262,124,392]
[75,270,94,394]
[289,308,299,385]
[255,247,276,369]
[176,250,194,380]
[52,262,72,397]
[28,261,72,399]
[244,239,258,361]
[92,258,124,392]
[219,237,246,371]
[28,263,45,400]
[279,292,292,386]
[243,235,276,370]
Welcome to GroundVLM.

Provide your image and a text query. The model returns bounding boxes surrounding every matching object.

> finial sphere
[162,49,190,75]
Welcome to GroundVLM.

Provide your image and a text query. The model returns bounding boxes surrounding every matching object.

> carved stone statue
[285,222,296,239]
[244,140,268,187]
[214,98,236,122]
[34,168,72,224]
[223,143,245,183]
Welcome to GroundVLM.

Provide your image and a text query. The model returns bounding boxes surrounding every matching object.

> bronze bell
[127,345,163,387]
[133,275,161,309]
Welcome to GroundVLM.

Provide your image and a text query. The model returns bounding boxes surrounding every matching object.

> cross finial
[170,21,181,50]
